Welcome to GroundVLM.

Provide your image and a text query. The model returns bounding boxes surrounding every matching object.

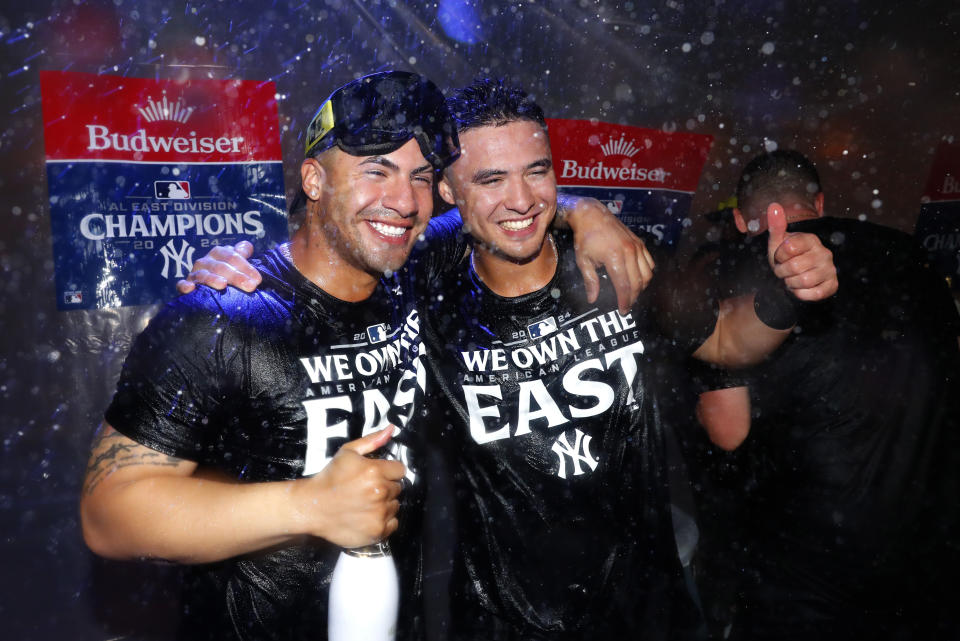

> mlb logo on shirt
[154,180,191,199]
[63,291,83,305]
[527,316,557,339]
[366,323,389,343]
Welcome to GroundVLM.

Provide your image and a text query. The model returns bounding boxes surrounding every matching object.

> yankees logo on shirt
[419,234,709,637]
[456,306,645,477]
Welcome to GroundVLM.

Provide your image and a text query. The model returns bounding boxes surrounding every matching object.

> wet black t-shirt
[105,214,466,641]
[421,234,713,640]
[702,218,960,637]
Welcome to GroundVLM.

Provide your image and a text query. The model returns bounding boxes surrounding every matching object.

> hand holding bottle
[291,426,405,549]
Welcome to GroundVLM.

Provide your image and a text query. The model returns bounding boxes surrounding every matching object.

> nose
[504,177,536,215]
[382,176,419,218]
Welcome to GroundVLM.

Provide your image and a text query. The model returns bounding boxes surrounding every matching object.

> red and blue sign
[547,118,713,248]
[915,141,960,290]
[40,71,288,309]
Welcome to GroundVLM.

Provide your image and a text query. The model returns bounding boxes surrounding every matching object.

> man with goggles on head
[81,70,652,641]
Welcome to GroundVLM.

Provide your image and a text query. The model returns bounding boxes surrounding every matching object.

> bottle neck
[343,540,392,558]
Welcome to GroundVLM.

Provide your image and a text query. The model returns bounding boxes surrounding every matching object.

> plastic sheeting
[1,1,958,639]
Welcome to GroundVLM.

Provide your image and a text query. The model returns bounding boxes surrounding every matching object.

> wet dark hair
[736,149,822,219]
[446,77,547,133]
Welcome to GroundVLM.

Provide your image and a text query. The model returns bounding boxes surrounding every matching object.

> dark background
[1,1,957,639]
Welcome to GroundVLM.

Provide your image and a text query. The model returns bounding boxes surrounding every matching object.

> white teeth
[369,221,406,237]
[500,218,534,231]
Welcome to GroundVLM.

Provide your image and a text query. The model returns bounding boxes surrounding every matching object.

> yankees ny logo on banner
[160,239,195,279]
[551,428,599,479]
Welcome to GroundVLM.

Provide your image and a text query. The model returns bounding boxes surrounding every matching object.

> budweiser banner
[547,118,712,247]
[40,71,287,310]
[915,140,960,290]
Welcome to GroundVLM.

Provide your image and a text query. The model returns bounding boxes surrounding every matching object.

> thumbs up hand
[765,203,838,301]
[292,426,406,549]
[765,203,789,269]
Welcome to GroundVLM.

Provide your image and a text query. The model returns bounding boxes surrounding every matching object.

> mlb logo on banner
[40,71,289,310]
[155,181,191,199]
[527,316,558,339]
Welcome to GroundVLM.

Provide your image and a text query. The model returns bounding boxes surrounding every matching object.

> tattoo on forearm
[83,430,182,496]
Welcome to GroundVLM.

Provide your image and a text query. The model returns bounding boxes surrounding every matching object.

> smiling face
[301,138,435,288]
[438,119,557,265]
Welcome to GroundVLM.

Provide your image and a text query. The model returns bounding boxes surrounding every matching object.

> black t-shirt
[105,213,466,641]
[420,234,713,640]
[699,217,960,635]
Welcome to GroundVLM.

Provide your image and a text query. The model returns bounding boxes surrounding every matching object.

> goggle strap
[413,129,458,170]
[304,100,336,156]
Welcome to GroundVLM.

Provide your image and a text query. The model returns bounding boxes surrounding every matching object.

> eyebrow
[411,163,434,176]
[360,156,399,171]
[360,156,433,176]
[471,157,552,183]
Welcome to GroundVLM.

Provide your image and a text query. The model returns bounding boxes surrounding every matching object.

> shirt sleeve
[105,288,234,463]
[687,358,753,395]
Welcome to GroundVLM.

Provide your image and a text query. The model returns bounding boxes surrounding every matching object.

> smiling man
[441,116,558,296]
[420,79,838,640]
[80,71,464,641]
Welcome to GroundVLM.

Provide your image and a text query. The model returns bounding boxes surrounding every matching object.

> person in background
[693,149,960,640]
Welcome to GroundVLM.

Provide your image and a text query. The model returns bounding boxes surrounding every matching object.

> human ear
[814,192,825,216]
[732,208,749,234]
[301,159,325,201]
[437,176,456,206]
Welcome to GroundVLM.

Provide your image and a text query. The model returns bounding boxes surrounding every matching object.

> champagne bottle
[328,540,399,641]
